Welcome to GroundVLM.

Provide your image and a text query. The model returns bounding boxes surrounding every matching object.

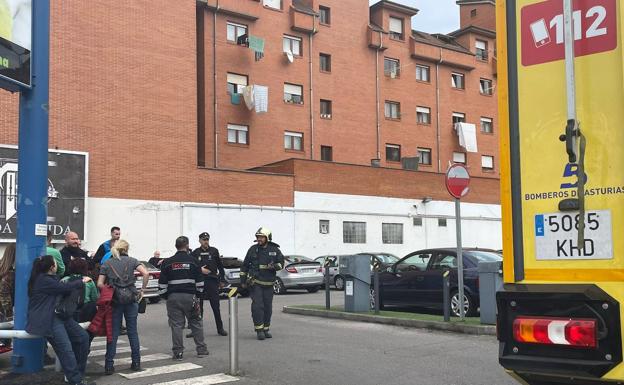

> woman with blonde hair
[0,243,15,349]
[97,239,149,375]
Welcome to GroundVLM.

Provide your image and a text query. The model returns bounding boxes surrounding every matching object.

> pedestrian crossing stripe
[89,345,146,357]
[97,353,170,366]
[118,363,202,379]
[90,339,127,347]
[150,373,240,385]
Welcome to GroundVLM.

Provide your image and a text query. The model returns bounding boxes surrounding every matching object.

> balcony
[289,4,316,34]
[367,26,387,50]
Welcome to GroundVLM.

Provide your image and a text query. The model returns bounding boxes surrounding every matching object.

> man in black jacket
[189,232,227,337]
[241,227,284,340]
[158,236,208,360]
[60,232,90,274]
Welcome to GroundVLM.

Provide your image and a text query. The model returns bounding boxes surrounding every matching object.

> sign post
[9,0,49,373]
[445,164,470,320]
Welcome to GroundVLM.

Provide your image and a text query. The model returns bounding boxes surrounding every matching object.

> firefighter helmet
[255,227,272,241]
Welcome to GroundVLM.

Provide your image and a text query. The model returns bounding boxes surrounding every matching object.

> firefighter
[240,227,284,340]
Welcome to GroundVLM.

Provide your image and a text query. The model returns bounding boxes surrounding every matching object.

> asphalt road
[1,290,517,385]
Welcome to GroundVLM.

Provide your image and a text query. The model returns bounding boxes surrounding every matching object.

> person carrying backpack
[61,258,99,323]
[97,240,149,375]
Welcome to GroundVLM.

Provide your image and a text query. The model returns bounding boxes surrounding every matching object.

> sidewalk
[283,305,496,336]
[0,369,69,385]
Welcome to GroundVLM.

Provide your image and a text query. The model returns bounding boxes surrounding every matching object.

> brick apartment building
[0,0,502,259]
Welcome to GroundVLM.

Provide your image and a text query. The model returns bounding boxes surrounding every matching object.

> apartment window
[319,220,330,234]
[284,83,303,104]
[319,6,330,25]
[382,223,403,244]
[284,131,303,151]
[417,106,431,124]
[321,145,333,161]
[386,144,401,162]
[452,112,466,125]
[416,65,430,82]
[227,124,248,145]
[413,217,423,226]
[451,72,465,89]
[438,218,447,227]
[263,0,281,10]
[453,152,466,164]
[476,40,488,61]
[389,16,404,40]
[481,117,493,133]
[283,35,302,56]
[226,73,248,94]
[319,53,331,72]
[482,155,494,170]
[384,57,400,78]
[385,101,400,119]
[418,147,432,165]
[480,78,493,95]
[227,22,247,43]
[471,9,477,17]
[320,99,332,118]
[343,221,366,244]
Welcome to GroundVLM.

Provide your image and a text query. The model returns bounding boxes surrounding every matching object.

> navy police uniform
[191,242,226,334]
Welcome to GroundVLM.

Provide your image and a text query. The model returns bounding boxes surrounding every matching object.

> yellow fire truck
[496,0,624,384]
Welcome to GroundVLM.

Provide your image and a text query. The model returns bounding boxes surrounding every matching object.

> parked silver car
[315,253,400,290]
[274,255,324,294]
[134,261,161,303]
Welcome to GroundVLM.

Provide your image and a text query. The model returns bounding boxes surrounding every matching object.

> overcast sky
[369,0,460,34]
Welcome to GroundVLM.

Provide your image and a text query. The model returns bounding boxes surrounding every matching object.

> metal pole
[455,198,465,320]
[443,270,450,322]
[325,263,330,310]
[228,296,238,375]
[13,0,50,373]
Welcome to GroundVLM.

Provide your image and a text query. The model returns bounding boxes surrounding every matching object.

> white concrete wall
[72,193,501,262]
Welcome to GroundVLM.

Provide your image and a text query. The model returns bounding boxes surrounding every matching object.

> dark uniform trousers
[201,278,224,331]
[250,284,274,331]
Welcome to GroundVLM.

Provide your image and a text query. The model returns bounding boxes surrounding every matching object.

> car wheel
[334,275,345,291]
[306,286,320,293]
[370,287,384,311]
[148,297,160,304]
[450,290,475,317]
[273,279,286,295]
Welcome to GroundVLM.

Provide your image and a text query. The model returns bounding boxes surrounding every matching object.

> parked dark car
[372,248,502,317]
[220,257,246,297]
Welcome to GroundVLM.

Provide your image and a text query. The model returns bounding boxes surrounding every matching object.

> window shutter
[482,156,494,168]
[389,17,402,33]
[476,40,487,50]
[228,124,248,132]
[284,84,302,96]
[417,107,430,113]
[227,73,247,86]
[263,0,281,9]
[453,152,466,163]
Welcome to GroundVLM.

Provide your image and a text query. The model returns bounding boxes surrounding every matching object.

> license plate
[534,210,612,260]
[231,272,240,279]
[301,268,316,274]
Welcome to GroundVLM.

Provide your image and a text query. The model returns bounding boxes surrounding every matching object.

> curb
[282,306,496,336]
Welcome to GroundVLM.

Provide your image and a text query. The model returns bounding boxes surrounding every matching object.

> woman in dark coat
[26,255,94,385]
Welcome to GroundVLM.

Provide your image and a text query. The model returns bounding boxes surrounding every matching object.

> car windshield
[222,257,243,268]
[466,251,503,262]
[286,255,312,262]
[140,261,157,270]
[374,254,399,264]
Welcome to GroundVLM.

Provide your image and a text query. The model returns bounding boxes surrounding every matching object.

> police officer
[240,227,284,340]
[189,232,227,337]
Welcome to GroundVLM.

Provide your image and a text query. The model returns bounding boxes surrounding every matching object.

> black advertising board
[0,146,88,242]
[0,0,31,90]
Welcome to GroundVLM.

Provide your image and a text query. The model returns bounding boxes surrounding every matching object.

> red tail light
[151,271,160,279]
[513,316,597,348]
[318,267,323,273]
[286,266,298,273]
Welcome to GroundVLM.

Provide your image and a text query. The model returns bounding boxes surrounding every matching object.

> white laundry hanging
[253,85,269,113]
[455,122,478,153]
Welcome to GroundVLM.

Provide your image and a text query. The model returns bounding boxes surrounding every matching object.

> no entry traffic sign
[446,164,470,199]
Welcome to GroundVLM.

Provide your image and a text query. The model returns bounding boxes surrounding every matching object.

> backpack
[107,259,139,305]
[55,276,85,320]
